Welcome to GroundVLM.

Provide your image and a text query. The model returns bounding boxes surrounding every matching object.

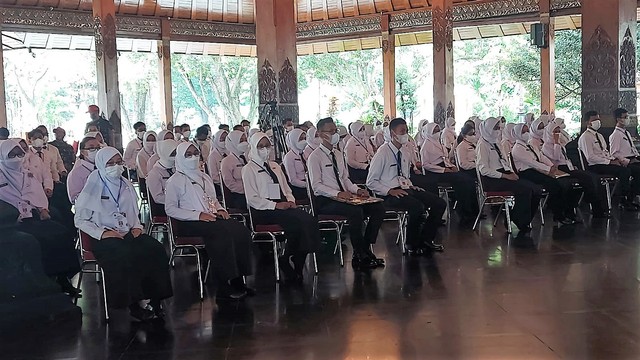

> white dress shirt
[136,148,153,178]
[31,146,59,183]
[542,141,575,171]
[456,140,476,171]
[420,138,455,173]
[344,137,374,170]
[476,139,512,179]
[123,138,143,169]
[528,137,544,152]
[609,126,639,164]
[220,153,246,194]
[44,144,65,178]
[146,163,172,204]
[511,140,553,173]
[67,159,94,203]
[578,128,614,166]
[242,160,295,210]
[282,150,306,189]
[206,148,225,184]
[164,171,225,221]
[500,139,515,159]
[367,142,413,196]
[26,148,54,190]
[308,145,359,198]
[302,144,316,161]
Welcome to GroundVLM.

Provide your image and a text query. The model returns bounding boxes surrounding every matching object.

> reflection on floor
[4,208,640,360]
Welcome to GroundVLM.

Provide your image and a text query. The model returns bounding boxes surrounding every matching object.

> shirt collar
[319,144,334,156]
[388,142,401,153]
[615,126,627,133]
[587,128,598,135]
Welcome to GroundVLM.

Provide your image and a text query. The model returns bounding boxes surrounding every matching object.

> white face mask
[32,139,44,148]
[174,132,182,140]
[623,118,631,126]
[297,139,307,150]
[4,156,24,170]
[144,142,155,152]
[356,129,366,140]
[183,155,199,171]
[42,136,49,143]
[285,125,294,132]
[330,133,340,146]
[257,147,271,162]
[521,132,531,142]
[182,130,191,139]
[105,164,123,179]
[466,135,478,144]
[85,149,98,163]
[137,131,145,140]
[395,133,409,145]
[237,142,249,153]
[591,120,601,131]
[165,156,176,169]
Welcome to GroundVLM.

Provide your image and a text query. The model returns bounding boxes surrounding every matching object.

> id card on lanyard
[100,175,128,233]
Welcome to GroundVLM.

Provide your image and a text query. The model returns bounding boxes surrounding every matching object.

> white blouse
[220,153,246,194]
[242,160,295,211]
[164,171,225,221]
[282,150,306,189]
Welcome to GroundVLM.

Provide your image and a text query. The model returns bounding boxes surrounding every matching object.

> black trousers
[409,173,439,194]
[519,169,581,219]
[424,171,479,218]
[315,197,385,252]
[252,208,321,255]
[481,177,542,230]
[138,178,148,200]
[50,181,75,232]
[290,185,308,201]
[175,219,253,282]
[348,167,369,185]
[589,164,636,199]
[382,189,446,248]
[227,192,247,210]
[16,217,79,278]
[559,165,607,214]
[90,232,173,309]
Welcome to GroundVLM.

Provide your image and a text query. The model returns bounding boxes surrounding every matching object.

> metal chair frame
[473,167,516,233]
[146,185,171,238]
[76,231,109,321]
[167,217,211,300]
[218,169,248,224]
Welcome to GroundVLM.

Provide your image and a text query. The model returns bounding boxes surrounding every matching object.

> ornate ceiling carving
[296,15,381,40]
[169,20,255,40]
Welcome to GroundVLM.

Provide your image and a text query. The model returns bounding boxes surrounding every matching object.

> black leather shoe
[130,304,155,322]
[554,217,576,226]
[365,249,385,267]
[423,241,444,252]
[593,211,612,219]
[217,283,247,300]
[352,255,378,270]
[57,277,82,297]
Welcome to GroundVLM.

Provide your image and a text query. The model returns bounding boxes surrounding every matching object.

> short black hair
[282,118,293,125]
[233,124,244,131]
[241,119,250,125]
[133,122,145,131]
[173,125,182,131]
[195,125,209,138]
[203,124,211,130]
[614,108,628,119]
[464,120,475,129]
[36,125,47,131]
[389,117,406,131]
[28,128,44,139]
[180,123,190,129]
[218,124,229,130]
[583,110,599,122]
[316,117,334,131]
[79,135,97,150]
[0,127,9,138]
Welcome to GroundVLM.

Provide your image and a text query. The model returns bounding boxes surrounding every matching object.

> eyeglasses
[106,160,124,166]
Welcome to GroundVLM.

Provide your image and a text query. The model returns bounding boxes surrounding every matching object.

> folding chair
[146,186,171,239]
[167,217,210,300]
[219,170,248,224]
[578,148,617,211]
[305,174,347,266]
[473,167,516,233]
[281,163,311,213]
[509,152,547,224]
[76,230,109,321]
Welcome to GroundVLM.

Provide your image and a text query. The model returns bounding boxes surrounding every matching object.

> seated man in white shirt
[308,117,386,269]
[123,121,146,181]
[243,132,321,284]
[511,123,581,225]
[578,110,638,210]
[165,142,254,299]
[367,118,446,255]
[609,107,640,201]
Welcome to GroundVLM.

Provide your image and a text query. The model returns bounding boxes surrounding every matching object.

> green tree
[396,66,418,121]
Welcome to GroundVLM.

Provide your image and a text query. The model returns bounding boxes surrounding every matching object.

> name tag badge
[101,196,109,200]
[236,164,243,168]
[17,201,32,220]
[399,176,411,190]
[325,164,333,167]
[112,212,128,233]
[0,183,7,188]
[268,183,281,200]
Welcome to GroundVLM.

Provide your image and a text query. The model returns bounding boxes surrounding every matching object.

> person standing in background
[50,127,75,172]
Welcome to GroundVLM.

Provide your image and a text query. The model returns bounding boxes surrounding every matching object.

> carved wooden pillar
[0,27,7,128]
[93,0,123,149]
[382,15,396,119]
[255,0,298,122]
[432,0,455,127]
[540,0,555,115]
[158,19,173,128]
[581,0,637,134]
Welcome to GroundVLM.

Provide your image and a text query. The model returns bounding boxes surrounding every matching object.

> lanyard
[388,144,404,177]
[99,174,123,212]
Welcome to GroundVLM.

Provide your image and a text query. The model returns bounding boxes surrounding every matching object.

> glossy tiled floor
[5,207,640,360]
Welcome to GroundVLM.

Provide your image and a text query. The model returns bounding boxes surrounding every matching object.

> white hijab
[213,130,228,154]
[530,119,545,140]
[424,123,441,143]
[513,123,529,142]
[156,139,178,169]
[503,123,517,143]
[479,117,500,144]
[249,132,270,163]
[225,130,246,157]
[306,128,321,148]
[349,121,366,141]
[174,142,219,213]
[0,139,48,210]
[143,131,157,153]
[286,128,306,153]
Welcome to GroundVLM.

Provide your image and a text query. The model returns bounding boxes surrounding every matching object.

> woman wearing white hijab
[420,123,478,223]
[207,129,229,195]
[0,140,80,295]
[528,118,545,151]
[553,118,572,146]
[303,127,321,161]
[165,142,254,299]
[541,121,609,218]
[414,119,429,145]
[282,128,309,200]
[524,113,535,126]
[345,121,375,183]
[242,132,321,284]
[147,139,179,207]
[67,135,100,204]
[136,131,156,179]
[220,130,249,209]
[476,118,541,233]
[500,123,517,158]
[74,147,173,320]
[441,117,457,156]
[147,130,174,171]
[511,123,578,225]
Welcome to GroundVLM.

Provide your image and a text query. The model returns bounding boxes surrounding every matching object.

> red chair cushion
[485,191,514,197]
[255,224,284,233]
[174,236,205,246]
[80,231,97,261]
[318,215,348,222]
[152,215,168,223]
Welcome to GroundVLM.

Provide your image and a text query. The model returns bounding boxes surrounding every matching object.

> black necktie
[624,130,635,149]
[167,167,174,176]
[526,144,540,162]
[37,151,43,161]
[594,133,605,151]
[493,144,504,160]
[396,150,402,177]
[264,163,286,202]
[561,147,569,161]
[330,151,345,192]
[239,155,247,165]
[300,154,308,172]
